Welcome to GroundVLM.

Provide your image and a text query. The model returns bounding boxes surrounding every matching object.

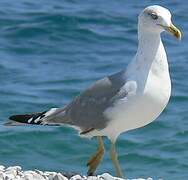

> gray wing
[7,70,128,129]
[60,70,127,131]
[41,70,127,131]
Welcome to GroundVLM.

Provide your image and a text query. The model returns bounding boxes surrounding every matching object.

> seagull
[6,5,181,178]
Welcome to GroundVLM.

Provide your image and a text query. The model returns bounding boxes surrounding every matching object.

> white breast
[100,68,171,142]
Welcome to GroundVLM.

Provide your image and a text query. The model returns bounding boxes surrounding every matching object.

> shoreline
[0,165,154,180]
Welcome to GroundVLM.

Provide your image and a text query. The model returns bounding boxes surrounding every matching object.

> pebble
[0,165,155,180]
[0,166,5,172]
[99,173,124,180]
[87,176,100,180]
[70,175,83,180]
[54,173,68,180]
[0,173,4,179]
[6,166,22,172]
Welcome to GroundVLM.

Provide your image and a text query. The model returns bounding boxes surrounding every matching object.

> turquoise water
[0,0,187,179]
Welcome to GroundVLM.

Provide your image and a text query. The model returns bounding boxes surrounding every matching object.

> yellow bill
[166,23,182,40]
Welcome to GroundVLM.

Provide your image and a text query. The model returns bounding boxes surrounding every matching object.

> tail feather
[6,107,68,126]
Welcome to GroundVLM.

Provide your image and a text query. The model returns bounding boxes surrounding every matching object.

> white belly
[88,71,171,142]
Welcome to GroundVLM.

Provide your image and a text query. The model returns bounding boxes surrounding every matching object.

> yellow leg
[110,143,124,178]
[87,136,105,176]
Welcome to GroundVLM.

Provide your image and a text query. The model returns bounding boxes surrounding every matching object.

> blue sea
[0,0,187,179]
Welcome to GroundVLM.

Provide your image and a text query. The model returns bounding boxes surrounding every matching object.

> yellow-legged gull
[7,5,182,178]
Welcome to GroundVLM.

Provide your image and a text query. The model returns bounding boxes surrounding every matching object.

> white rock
[23,171,45,180]
[43,171,58,180]
[4,173,15,180]
[23,171,35,175]
[99,173,124,180]
[17,170,24,177]
[87,176,100,180]
[82,175,88,180]
[31,173,45,180]
[5,169,17,177]
[43,171,57,177]
[53,173,68,180]
[70,174,83,180]
[4,166,23,179]
[34,170,44,175]
[6,166,22,172]
[0,166,5,172]
[0,172,5,180]
[15,175,22,180]
[0,165,157,180]
[23,173,34,180]
[48,174,55,180]
[34,169,48,179]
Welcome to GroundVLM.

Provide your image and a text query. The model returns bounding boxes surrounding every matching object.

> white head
[138,5,181,40]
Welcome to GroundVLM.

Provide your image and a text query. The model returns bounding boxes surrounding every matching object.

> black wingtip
[9,114,33,123]
[7,111,48,125]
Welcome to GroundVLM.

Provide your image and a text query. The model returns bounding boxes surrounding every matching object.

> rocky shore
[0,165,153,180]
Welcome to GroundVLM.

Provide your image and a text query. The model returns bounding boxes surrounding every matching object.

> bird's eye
[150,13,158,20]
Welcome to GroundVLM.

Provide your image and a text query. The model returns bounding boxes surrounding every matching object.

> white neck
[138,31,161,58]
[128,27,168,73]
[126,26,170,90]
